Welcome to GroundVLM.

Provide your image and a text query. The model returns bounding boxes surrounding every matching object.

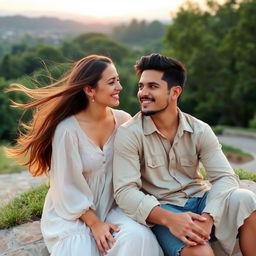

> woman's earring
[91,96,95,103]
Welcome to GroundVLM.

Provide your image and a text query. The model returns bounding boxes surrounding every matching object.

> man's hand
[165,211,211,246]
[193,212,214,241]
[147,206,210,247]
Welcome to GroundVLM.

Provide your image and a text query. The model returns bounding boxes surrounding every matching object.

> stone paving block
[0,235,11,253]
[25,243,49,256]
[13,222,43,245]
[2,249,32,256]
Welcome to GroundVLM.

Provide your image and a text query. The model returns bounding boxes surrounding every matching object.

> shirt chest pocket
[145,155,168,182]
[180,155,197,166]
[179,154,199,178]
[146,155,165,168]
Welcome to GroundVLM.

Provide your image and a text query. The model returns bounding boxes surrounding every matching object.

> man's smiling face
[137,69,170,116]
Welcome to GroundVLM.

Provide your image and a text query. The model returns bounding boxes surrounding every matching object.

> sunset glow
[0,0,208,20]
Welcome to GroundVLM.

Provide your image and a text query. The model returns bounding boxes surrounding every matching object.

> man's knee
[180,244,214,256]
[229,189,256,210]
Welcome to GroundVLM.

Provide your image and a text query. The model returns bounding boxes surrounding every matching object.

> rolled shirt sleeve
[199,124,239,222]
[113,126,160,226]
[50,124,95,221]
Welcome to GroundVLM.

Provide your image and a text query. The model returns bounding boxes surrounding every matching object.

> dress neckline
[71,108,117,152]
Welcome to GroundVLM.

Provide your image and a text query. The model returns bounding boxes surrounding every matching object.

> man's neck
[150,107,179,143]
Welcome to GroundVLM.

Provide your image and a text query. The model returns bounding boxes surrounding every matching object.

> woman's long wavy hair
[5,54,112,176]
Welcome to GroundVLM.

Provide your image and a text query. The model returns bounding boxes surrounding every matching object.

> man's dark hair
[134,53,187,90]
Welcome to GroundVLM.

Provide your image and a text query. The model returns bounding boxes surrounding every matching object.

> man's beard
[141,101,169,116]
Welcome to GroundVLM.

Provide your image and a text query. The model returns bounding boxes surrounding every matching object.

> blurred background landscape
[0,0,256,173]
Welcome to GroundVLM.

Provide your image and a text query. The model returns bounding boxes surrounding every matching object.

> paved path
[0,171,49,255]
[0,171,47,207]
[218,135,256,173]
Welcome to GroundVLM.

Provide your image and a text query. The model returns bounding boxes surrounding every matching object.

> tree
[61,33,129,63]
[164,0,256,127]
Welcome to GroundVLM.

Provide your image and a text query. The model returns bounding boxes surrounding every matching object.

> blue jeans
[151,192,215,256]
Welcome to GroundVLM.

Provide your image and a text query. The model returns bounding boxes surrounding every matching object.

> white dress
[41,109,163,256]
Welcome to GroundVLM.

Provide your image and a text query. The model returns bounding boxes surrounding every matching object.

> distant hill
[0,15,112,36]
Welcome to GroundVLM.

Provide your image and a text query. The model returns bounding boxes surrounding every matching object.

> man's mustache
[139,96,155,102]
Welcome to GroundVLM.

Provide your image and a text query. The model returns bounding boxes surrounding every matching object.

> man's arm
[199,124,239,221]
[113,125,210,246]
[113,126,159,225]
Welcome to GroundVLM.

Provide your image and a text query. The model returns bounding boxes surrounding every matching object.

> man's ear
[83,85,95,98]
[171,86,182,100]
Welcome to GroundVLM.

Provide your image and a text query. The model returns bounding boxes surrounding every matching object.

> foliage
[222,144,253,158]
[0,77,32,142]
[0,183,49,229]
[235,169,256,182]
[0,145,24,174]
[112,19,165,45]
[1,3,256,142]
[111,19,166,53]
[200,167,256,182]
[0,32,135,142]
[212,125,225,135]
[61,32,129,63]
[249,114,256,129]
[165,0,256,127]
[0,44,66,79]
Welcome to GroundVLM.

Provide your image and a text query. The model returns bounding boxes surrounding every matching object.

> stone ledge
[0,222,49,256]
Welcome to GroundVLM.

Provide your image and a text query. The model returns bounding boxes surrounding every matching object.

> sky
[0,0,208,23]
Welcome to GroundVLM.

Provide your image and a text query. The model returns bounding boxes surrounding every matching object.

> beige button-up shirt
[113,109,239,226]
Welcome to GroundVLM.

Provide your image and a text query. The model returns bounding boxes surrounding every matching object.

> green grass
[222,144,253,159]
[200,168,256,182]
[234,169,256,182]
[0,145,25,174]
[0,183,49,229]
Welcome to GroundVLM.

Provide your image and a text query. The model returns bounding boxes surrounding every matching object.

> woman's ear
[83,86,95,98]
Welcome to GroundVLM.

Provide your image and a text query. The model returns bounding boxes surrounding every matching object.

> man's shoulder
[120,112,142,129]
[117,112,144,137]
[181,111,211,133]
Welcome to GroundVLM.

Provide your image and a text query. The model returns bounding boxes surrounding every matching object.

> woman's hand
[90,221,120,254]
[80,208,120,254]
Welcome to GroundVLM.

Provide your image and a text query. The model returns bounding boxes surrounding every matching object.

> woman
[5,55,163,256]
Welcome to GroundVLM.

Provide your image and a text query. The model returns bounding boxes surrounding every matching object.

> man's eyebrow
[138,81,159,85]
[148,81,159,85]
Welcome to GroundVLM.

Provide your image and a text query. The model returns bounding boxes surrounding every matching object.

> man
[113,53,256,256]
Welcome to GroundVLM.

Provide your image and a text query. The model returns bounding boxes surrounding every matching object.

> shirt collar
[177,108,194,137]
[142,108,194,136]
